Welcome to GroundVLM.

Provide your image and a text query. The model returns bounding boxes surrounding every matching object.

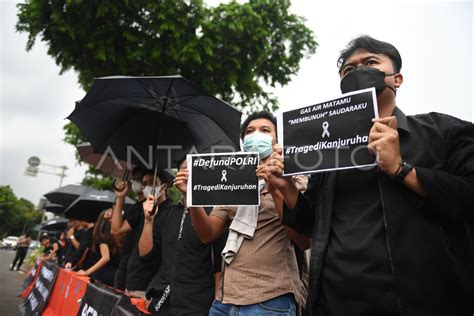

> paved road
[0,249,31,316]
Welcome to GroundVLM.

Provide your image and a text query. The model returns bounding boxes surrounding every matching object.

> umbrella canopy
[76,143,134,180]
[67,75,242,169]
[64,189,135,223]
[40,217,68,232]
[43,184,89,207]
[37,198,66,215]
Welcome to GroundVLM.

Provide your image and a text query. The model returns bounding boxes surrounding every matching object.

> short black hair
[240,111,277,140]
[131,166,145,180]
[39,235,51,242]
[337,35,402,74]
[142,170,169,185]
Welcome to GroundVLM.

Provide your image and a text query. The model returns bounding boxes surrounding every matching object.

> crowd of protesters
[27,109,310,315]
[16,36,474,316]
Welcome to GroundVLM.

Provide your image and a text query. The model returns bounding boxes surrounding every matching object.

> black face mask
[340,66,396,95]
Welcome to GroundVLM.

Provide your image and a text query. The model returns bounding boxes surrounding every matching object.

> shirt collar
[392,106,411,133]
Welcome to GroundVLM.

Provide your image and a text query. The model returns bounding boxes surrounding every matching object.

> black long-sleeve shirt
[124,199,172,291]
[142,204,226,315]
[283,108,474,315]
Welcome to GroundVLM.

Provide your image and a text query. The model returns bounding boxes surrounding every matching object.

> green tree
[0,186,42,239]
[16,0,317,188]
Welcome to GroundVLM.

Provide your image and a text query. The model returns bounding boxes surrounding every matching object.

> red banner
[19,259,150,315]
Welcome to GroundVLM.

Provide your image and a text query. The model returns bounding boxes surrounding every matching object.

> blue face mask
[243,132,273,159]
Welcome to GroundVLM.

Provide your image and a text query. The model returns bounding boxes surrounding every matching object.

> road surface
[0,248,31,316]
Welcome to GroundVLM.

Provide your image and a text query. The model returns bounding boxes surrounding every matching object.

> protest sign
[277,88,378,175]
[18,256,43,297]
[186,152,260,206]
[78,282,123,316]
[21,260,59,315]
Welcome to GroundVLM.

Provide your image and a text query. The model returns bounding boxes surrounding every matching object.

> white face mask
[131,181,143,194]
[142,185,161,198]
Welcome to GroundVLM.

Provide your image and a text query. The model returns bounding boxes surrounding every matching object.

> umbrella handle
[112,179,127,192]
[113,169,131,192]
[150,200,158,216]
[122,169,130,181]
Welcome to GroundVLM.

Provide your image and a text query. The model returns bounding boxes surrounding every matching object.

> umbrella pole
[150,98,167,215]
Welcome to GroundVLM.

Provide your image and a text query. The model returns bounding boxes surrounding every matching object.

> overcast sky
[1,0,472,206]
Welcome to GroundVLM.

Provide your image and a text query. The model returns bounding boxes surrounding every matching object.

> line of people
[36,35,473,316]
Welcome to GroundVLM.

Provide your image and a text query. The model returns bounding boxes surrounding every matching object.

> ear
[394,73,403,88]
[161,183,168,191]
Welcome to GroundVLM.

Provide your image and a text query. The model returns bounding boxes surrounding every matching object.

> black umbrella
[67,75,242,170]
[37,198,66,215]
[64,189,135,223]
[43,202,65,215]
[40,217,68,232]
[76,142,134,181]
[43,184,89,207]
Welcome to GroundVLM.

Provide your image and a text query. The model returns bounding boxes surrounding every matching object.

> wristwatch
[69,235,75,240]
[391,160,413,183]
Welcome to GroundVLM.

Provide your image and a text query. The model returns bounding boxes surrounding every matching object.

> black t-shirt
[56,238,68,264]
[85,234,122,268]
[69,227,93,265]
[44,238,59,256]
[317,168,398,316]
[120,204,137,257]
[124,199,171,291]
[145,205,225,315]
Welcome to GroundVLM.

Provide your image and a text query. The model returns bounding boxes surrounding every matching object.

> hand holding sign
[174,169,189,194]
[264,144,294,191]
[368,116,402,176]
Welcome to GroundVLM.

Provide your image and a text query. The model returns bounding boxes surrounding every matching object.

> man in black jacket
[265,35,474,315]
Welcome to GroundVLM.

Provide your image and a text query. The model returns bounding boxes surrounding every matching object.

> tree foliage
[16,0,317,188]
[0,186,42,238]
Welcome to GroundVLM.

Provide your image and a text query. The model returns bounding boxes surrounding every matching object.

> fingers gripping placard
[186,152,260,206]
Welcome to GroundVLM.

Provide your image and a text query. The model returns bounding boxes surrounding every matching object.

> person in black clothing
[65,220,94,270]
[140,160,226,315]
[77,208,121,286]
[56,231,69,266]
[111,170,171,298]
[11,232,31,270]
[265,35,474,316]
[62,220,80,266]
[40,234,60,262]
[114,167,146,291]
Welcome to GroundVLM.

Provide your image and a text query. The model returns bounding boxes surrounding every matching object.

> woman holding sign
[174,111,310,316]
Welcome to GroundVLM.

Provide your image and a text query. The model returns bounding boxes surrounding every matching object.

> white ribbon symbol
[322,121,330,138]
[221,170,227,182]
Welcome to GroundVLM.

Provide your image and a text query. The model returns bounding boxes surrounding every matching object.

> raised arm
[257,163,311,250]
[66,226,80,249]
[138,195,158,257]
[174,168,227,244]
[265,144,301,209]
[266,144,318,237]
[111,181,133,235]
